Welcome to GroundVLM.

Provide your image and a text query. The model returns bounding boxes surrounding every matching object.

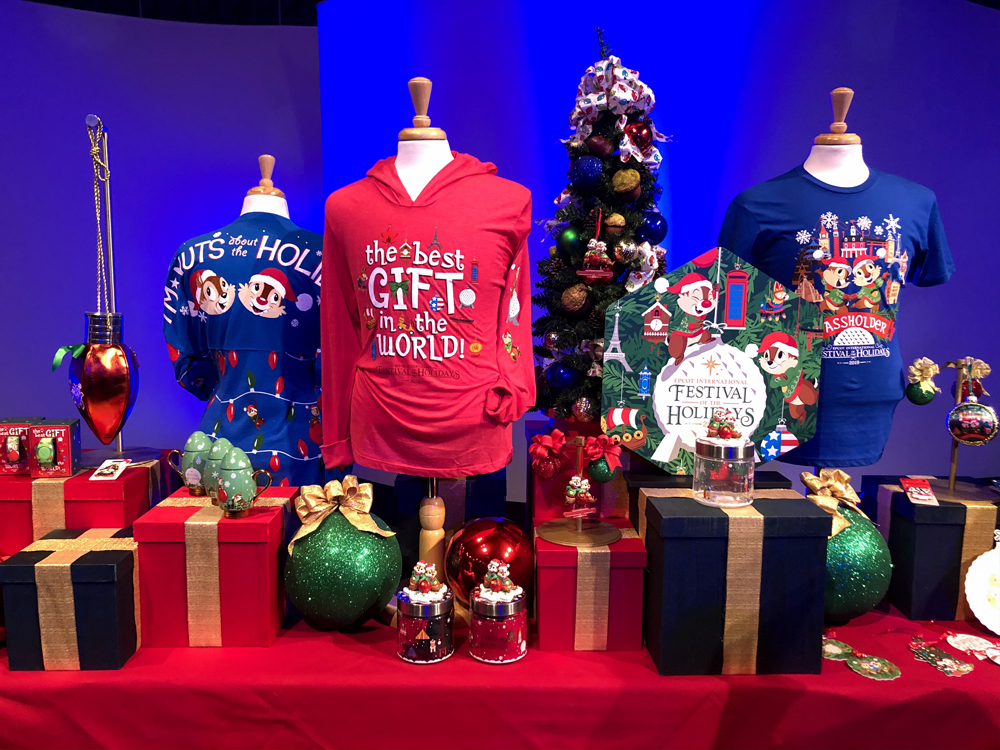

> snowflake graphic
[874,226,884,236]
[795,230,813,245]
[884,214,901,234]
[857,216,872,232]
[821,212,839,229]
[197,311,208,322]
[179,305,189,316]
[291,319,299,327]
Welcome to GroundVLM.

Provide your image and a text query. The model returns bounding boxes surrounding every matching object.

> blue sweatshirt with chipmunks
[162,212,327,486]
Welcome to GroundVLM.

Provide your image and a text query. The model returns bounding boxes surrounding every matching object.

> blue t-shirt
[163,212,329,486]
[718,166,954,467]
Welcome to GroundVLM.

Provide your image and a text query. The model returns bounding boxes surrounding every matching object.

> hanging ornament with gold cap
[51,117,155,463]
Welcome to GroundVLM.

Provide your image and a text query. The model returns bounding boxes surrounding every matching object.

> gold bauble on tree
[561,283,590,315]
[604,213,626,238]
[614,242,638,264]
[572,396,596,422]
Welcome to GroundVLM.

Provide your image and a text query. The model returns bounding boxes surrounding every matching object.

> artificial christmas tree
[533,31,669,418]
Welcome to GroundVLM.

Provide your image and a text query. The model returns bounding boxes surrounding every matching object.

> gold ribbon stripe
[31,476,73,541]
[24,529,139,670]
[721,506,764,675]
[571,528,638,651]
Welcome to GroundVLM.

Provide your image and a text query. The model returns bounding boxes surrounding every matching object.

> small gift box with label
[0,455,171,558]
[0,528,138,670]
[869,479,998,621]
[642,489,830,675]
[535,517,645,651]
[133,486,295,647]
[28,420,82,479]
[0,417,46,476]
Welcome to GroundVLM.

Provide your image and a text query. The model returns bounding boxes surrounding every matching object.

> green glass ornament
[556,227,583,256]
[587,456,615,484]
[905,380,937,405]
[825,506,892,624]
[284,511,401,631]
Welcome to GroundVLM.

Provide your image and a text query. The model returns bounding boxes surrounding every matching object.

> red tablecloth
[0,609,996,750]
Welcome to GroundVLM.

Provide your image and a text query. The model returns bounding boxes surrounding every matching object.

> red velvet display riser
[0,468,152,557]
[133,488,294,648]
[535,517,645,651]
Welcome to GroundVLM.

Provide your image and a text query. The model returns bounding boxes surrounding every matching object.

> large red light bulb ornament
[52,116,156,463]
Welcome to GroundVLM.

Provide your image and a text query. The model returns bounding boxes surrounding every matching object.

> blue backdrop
[1,0,997,492]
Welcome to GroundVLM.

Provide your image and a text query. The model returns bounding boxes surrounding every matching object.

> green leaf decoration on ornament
[247,370,256,389]
[287,404,296,421]
[51,344,88,372]
[252,433,264,451]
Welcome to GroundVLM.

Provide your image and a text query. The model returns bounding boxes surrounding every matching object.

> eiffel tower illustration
[428,225,443,252]
[604,307,632,372]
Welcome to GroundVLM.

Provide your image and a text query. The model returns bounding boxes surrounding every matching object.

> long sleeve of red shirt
[320,152,535,477]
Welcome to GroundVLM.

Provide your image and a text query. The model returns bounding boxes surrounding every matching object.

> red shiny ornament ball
[418,580,431,594]
[951,379,985,400]
[445,517,534,607]
[718,425,733,439]
[533,456,559,480]
[624,120,653,152]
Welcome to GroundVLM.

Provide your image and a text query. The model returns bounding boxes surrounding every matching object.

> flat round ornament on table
[965,546,1000,636]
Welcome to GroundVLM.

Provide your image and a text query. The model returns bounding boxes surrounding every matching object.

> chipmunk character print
[818,259,851,315]
[666,273,719,366]
[239,268,297,318]
[755,331,818,424]
[190,269,233,316]
[502,330,520,362]
[850,257,886,313]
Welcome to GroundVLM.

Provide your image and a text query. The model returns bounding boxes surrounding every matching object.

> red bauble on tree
[624,119,653,152]
[445,517,534,607]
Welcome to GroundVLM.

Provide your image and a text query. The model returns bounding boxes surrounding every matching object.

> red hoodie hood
[366,152,498,207]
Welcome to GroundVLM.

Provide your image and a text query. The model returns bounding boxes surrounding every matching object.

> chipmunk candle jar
[396,560,454,664]
[692,409,755,508]
[469,558,528,664]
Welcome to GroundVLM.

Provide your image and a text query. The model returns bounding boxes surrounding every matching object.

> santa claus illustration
[239,268,298,318]
[190,269,233,316]
[667,272,719,366]
[754,331,817,424]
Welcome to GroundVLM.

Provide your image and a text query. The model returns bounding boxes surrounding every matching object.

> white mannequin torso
[396,139,454,202]
[803,144,869,188]
[241,194,289,219]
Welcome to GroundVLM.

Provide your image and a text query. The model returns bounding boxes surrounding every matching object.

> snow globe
[692,409,755,508]
[396,560,454,664]
[469,558,528,664]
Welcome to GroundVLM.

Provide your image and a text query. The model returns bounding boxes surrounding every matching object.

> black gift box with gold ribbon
[642,491,831,675]
[0,528,137,670]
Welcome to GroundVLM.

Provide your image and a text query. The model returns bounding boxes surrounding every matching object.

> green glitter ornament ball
[905,381,937,405]
[587,456,615,484]
[284,511,401,631]
[825,506,892,624]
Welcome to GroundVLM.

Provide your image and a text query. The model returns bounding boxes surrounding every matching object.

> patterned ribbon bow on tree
[529,429,568,469]
[289,476,395,554]
[584,434,623,472]
[800,469,869,537]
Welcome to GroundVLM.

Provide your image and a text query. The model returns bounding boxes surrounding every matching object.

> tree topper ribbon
[907,357,940,389]
[585,434,622,473]
[567,56,656,144]
[529,429,568,465]
[800,469,868,537]
[289,476,394,555]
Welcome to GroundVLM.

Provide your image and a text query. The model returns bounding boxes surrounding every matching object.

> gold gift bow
[23,529,140,670]
[907,357,940,390]
[800,469,868,537]
[159,492,288,646]
[289,476,395,555]
[945,358,991,396]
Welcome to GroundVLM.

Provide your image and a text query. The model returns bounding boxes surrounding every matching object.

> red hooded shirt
[320,153,534,477]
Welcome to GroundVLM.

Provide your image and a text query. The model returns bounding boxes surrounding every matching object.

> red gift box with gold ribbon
[133,486,295,648]
[0,454,173,558]
[534,517,646,651]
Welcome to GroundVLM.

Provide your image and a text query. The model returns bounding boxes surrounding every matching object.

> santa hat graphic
[250,268,297,302]
[852,256,876,270]
[822,258,851,271]
[756,331,798,357]
[667,272,713,295]
[189,269,216,311]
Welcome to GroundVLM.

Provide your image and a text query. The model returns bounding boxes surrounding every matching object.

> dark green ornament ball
[556,227,583,256]
[905,381,937,405]
[825,506,892,624]
[587,456,615,484]
[284,511,401,631]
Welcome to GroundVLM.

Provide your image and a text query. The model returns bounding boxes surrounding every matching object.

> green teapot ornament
[167,431,213,495]
[216,447,271,518]
[204,438,233,503]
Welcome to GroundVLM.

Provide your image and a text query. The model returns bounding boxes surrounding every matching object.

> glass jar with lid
[692,437,755,508]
